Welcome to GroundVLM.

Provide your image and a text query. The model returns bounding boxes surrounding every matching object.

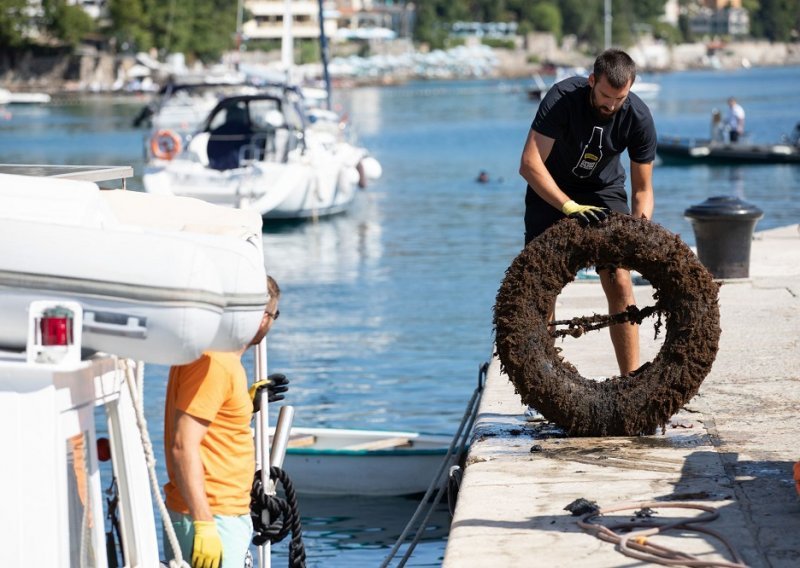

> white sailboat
[142,0,381,221]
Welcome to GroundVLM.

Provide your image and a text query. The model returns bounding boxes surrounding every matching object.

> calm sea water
[2,65,799,566]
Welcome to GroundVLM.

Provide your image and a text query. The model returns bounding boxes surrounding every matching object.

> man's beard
[590,86,621,121]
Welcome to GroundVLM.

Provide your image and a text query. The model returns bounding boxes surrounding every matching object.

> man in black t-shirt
[519,48,656,376]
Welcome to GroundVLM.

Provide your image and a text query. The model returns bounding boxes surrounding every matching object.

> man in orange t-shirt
[163,276,282,568]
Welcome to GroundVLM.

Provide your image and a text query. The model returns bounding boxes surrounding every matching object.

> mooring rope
[379,361,487,568]
[577,502,748,567]
[120,359,190,568]
[250,466,307,567]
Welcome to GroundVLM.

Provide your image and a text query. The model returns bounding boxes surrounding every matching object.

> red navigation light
[96,437,111,462]
[40,307,74,346]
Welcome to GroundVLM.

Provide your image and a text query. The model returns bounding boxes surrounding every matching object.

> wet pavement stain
[494,215,721,437]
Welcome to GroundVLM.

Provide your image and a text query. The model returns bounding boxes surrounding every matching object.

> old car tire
[494,214,721,436]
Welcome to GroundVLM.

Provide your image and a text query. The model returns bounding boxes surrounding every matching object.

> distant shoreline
[2,40,800,95]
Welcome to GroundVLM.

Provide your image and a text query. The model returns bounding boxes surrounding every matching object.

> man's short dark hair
[593,49,637,89]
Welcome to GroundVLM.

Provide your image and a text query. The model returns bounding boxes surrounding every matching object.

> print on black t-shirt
[572,126,604,178]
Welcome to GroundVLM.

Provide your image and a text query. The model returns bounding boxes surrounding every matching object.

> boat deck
[0,164,133,184]
[445,224,800,567]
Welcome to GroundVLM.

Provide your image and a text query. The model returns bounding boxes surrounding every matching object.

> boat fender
[360,156,383,180]
[447,465,463,517]
[495,214,721,437]
[150,129,182,160]
[794,461,800,495]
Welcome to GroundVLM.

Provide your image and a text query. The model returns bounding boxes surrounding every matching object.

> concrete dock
[444,224,800,567]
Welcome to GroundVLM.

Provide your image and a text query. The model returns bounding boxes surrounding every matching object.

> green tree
[107,0,154,52]
[414,2,450,48]
[186,0,237,61]
[108,0,236,62]
[560,0,603,45]
[750,0,799,41]
[0,0,29,48]
[42,0,95,47]
[529,3,562,37]
[472,0,507,22]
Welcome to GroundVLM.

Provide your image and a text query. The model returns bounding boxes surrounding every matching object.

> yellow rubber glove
[192,520,222,568]
[561,199,608,226]
[249,373,290,412]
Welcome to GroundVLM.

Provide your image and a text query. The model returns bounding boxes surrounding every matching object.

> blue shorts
[163,509,252,568]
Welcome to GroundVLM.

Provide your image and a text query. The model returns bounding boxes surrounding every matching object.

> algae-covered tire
[494,214,720,436]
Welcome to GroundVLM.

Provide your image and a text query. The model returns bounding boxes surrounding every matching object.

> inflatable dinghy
[0,172,267,365]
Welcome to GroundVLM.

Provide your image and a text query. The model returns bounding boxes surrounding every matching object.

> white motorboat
[530,63,660,103]
[0,165,268,364]
[143,92,381,220]
[275,427,456,497]
[0,88,51,105]
[0,164,449,568]
[0,164,270,568]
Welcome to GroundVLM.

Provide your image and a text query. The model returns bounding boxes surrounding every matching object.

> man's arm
[629,160,654,220]
[519,129,572,211]
[170,409,214,521]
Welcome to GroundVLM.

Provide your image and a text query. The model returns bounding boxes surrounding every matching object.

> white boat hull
[142,92,381,221]
[0,174,268,365]
[144,149,363,220]
[271,427,454,496]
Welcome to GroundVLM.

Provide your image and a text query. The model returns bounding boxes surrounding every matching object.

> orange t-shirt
[164,351,254,516]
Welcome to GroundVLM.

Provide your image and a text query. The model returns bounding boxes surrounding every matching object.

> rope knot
[250,467,306,567]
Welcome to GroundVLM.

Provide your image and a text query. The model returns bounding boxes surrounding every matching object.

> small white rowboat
[272,427,456,497]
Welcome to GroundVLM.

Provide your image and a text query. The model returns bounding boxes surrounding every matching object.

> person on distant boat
[725,97,745,143]
[518,48,656,380]
[163,276,288,568]
[710,108,726,143]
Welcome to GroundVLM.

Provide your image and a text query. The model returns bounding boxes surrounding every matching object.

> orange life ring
[150,129,182,160]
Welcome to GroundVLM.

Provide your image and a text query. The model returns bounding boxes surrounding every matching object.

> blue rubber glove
[561,199,608,226]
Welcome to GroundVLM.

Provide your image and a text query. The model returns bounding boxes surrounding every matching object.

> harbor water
[2,65,799,566]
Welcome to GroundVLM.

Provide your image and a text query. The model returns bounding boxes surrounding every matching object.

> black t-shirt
[531,76,656,203]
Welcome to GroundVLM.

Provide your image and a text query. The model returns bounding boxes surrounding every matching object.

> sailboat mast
[235,0,244,69]
[317,0,332,109]
[281,0,294,80]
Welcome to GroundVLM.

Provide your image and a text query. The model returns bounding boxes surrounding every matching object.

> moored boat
[0,165,268,364]
[274,427,457,496]
[657,135,800,165]
[0,88,51,105]
[0,165,263,568]
[143,92,380,220]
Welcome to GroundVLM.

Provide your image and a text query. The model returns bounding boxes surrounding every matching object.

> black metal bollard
[684,196,764,279]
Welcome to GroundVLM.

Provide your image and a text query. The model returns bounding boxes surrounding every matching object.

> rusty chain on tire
[549,304,664,339]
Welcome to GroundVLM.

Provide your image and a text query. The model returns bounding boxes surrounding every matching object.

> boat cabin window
[249,99,284,131]
[207,101,253,170]
[283,99,305,132]
[208,101,250,132]
[66,432,96,566]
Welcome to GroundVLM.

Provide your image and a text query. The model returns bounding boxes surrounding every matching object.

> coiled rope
[379,361,487,568]
[577,502,748,567]
[250,466,306,567]
[120,359,190,568]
